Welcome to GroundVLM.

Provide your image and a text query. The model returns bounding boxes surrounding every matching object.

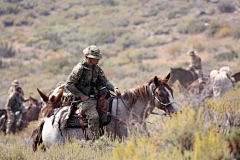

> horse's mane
[171,67,189,73]
[122,76,167,108]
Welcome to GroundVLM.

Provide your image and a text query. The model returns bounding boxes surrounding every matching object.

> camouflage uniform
[66,45,116,139]
[5,89,26,134]
[188,50,203,78]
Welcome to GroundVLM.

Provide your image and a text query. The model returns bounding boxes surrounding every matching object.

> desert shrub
[26,37,39,46]
[178,19,206,34]
[111,137,157,160]
[141,37,166,48]
[42,58,70,75]
[101,0,119,6]
[89,31,115,45]
[142,6,159,17]
[60,3,72,11]
[217,1,236,13]
[0,4,21,15]
[37,7,50,16]
[193,42,205,52]
[2,15,16,27]
[116,32,143,49]
[215,27,231,37]
[207,20,226,37]
[39,31,63,50]
[177,23,189,34]
[15,16,34,26]
[0,40,15,58]
[19,1,37,10]
[0,58,4,69]
[186,19,207,34]
[65,8,88,19]
[167,44,182,58]
[129,16,145,25]
[189,128,232,160]
[168,9,189,19]
[232,28,240,39]
[36,39,50,48]
[226,129,240,159]
[214,50,239,61]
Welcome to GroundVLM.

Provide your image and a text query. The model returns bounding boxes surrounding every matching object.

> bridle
[149,83,177,109]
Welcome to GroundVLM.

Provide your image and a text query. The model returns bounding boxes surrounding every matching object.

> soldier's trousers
[6,111,22,134]
[78,98,100,140]
[197,69,203,78]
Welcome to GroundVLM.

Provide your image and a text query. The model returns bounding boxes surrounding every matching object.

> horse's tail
[31,119,45,152]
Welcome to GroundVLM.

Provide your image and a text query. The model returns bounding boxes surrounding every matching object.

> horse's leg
[42,117,65,148]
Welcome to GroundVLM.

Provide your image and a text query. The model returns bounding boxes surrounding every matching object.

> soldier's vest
[75,62,101,98]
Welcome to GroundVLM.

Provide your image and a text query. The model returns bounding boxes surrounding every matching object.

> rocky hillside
[0,0,240,107]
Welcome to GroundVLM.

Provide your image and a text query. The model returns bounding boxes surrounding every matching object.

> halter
[149,83,177,109]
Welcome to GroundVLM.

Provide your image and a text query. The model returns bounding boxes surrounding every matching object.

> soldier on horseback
[66,45,121,140]
[187,50,203,78]
[5,81,29,134]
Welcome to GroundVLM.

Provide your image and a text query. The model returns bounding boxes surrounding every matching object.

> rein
[149,83,177,109]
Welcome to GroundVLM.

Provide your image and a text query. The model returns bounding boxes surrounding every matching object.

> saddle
[65,92,113,129]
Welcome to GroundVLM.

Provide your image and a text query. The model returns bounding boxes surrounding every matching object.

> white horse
[32,74,180,150]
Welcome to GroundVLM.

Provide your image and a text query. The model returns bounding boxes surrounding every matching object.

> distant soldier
[66,45,121,140]
[187,50,203,78]
[5,81,29,134]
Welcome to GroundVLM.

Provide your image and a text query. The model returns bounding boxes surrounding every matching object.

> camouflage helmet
[83,45,102,60]
[12,80,19,87]
[187,50,196,56]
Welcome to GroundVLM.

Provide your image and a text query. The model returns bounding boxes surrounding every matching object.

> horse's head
[150,73,180,115]
[37,87,64,117]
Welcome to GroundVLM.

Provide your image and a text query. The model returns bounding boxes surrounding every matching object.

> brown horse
[232,71,240,83]
[25,97,43,121]
[187,77,213,98]
[169,68,198,88]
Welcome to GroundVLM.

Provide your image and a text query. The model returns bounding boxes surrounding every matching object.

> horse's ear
[55,87,64,103]
[37,88,49,103]
[163,73,171,83]
[154,76,159,86]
